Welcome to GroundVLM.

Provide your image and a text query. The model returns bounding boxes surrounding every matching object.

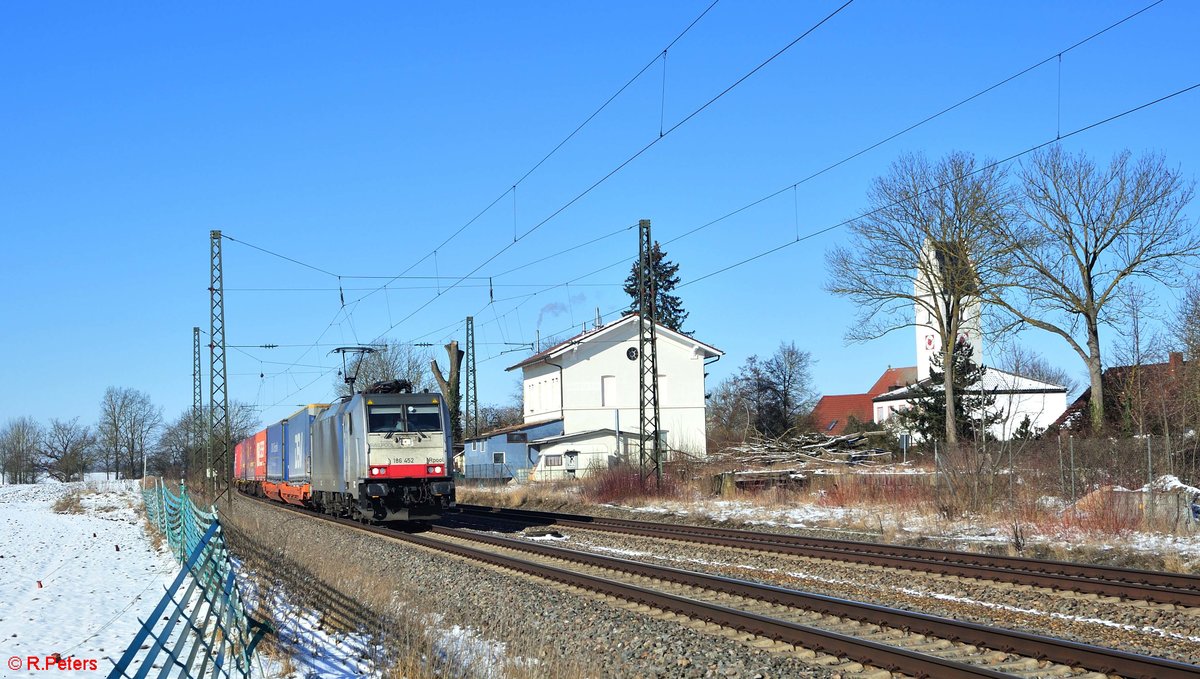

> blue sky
[3,1,1198,429]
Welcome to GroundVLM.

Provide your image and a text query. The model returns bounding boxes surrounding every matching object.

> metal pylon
[637,219,662,488]
[209,231,230,502]
[192,326,202,481]
[465,316,478,438]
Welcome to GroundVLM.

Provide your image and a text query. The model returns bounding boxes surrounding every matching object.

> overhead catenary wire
[354,1,856,349]
[215,3,727,411]
[452,0,1169,348]
[340,0,727,310]
[473,79,1200,365]
[464,0,1171,342]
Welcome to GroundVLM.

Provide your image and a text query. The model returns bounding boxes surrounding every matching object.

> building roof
[463,418,563,443]
[809,366,918,434]
[873,368,1066,404]
[868,367,918,396]
[1051,352,1187,430]
[529,428,641,446]
[810,394,876,434]
[505,314,722,372]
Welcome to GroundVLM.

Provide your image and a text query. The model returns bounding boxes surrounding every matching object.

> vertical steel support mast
[465,316,479,439]
[209,230,231,502]
[637,219,663,488]
[192,325,202,481]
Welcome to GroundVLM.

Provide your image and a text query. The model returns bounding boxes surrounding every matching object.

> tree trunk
[943,341,958,445]
[1086,318,1105,432]
[431,341,465,445]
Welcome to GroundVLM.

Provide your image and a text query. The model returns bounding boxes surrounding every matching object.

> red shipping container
[253,430,267,480]
[234,441,244,481]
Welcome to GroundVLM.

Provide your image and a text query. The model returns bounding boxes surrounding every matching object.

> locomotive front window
[368,406,406,433]
[406,404,441,432]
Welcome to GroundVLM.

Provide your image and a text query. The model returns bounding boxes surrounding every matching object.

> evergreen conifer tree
[624,242,688,333]
[897,339,1003,442]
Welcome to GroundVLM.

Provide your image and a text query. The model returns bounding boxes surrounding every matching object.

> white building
[914,238,982,381]
[873,369,1067,440]
[506,315,722,479]
[874,239,1068,440]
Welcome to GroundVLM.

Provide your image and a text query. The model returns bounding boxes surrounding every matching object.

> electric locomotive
[235,380,456,521]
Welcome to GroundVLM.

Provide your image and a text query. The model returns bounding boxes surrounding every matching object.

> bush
[581,466,682,504]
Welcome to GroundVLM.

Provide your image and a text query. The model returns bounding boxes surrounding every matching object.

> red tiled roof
[811,394,875,435]
[868,366,917,396]
[810,366,917,434]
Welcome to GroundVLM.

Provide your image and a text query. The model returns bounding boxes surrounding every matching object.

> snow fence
[107,481,270,679]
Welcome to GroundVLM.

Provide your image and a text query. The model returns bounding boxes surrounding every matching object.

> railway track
[236,492,1200,678]
[455,504,1200,608]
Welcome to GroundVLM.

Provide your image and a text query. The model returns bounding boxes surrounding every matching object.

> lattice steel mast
[465,316,478,439]
[192,325,202,481]
[637,219,663,488]
[209,230,231,502]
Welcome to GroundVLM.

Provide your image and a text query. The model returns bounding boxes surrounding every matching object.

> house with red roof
[811,367,917,434]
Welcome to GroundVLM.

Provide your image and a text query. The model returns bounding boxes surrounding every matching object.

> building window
[493,452,505,464]
[544,455,562,467]
[506,433,527,443]
[601,375,615,407]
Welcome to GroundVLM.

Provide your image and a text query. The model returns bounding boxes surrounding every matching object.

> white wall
[876,389,1067,441]
[519,320,712,456]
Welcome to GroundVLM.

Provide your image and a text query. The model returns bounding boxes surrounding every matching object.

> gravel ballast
[226,494,848,678]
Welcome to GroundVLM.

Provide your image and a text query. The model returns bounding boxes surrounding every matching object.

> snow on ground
[0,480,178,677]
[616,491,1200,560]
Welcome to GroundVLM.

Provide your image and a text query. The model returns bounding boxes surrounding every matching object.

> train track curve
[235,493,1200,678]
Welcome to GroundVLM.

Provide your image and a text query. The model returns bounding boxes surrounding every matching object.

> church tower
[914,238,983,381]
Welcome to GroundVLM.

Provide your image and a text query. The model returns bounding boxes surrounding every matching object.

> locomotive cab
[356,393,456,521]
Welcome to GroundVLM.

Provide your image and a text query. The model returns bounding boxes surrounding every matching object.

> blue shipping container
[285,405,322,482]
[266,423,284,481]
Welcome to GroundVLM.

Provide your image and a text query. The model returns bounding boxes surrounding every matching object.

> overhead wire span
[358,1,855,346]
[468,0,1171,339]
[480,79,1200,364]
[341,1,726,310]
[662,0,1167,248]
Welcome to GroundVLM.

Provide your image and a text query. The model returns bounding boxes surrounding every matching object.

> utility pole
[465,316,478,439]
[637,219,663,489]
[192,326,202,482]
[209,230,231,503]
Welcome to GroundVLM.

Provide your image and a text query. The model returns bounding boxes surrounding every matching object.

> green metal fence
[108,481,269,679]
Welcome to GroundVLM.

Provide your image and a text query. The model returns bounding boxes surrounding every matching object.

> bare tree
[707,343,818,441]
[334,342,433,397]
[38,418,95,482]
[994,344,1080,397]
[1,417,43,484]
[989,147,1198,431]
[827,151,1017,444]
[706,375,754,447]
[96,387,162,479]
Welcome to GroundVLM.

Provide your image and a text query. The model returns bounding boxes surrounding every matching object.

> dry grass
[53,490,84,514]
[225,502,589,679]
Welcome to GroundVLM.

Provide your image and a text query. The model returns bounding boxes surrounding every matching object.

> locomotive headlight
[427,465,443,475]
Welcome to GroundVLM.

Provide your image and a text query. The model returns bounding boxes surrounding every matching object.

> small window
[544,455,563,467]
[493,452,505,464]
[506,432,527,443]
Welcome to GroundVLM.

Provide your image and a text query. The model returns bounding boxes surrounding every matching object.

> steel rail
[432,525,1200,679]
[456,504,1200,607]
[236,492,1200,678]
[235,492,1007,677]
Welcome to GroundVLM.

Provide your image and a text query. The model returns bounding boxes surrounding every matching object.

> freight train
[234,381,455,521]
